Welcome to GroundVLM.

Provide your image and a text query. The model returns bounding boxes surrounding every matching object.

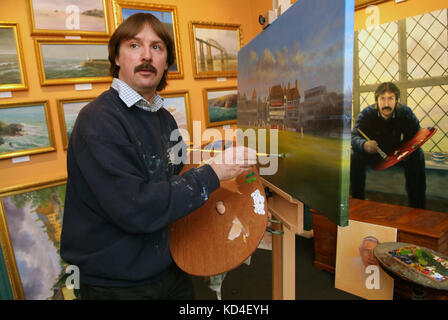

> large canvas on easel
[237,0,354,226]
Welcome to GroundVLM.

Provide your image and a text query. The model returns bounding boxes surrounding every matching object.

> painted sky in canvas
[238,0,353,100]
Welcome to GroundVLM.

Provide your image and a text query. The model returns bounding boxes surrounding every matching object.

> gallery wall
[0,0,272,192]
[2,0,445,193]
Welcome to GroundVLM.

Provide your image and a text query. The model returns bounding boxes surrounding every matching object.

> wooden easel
[260,177,305,300]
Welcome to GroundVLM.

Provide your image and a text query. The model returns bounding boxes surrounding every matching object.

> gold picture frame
[203,86,238,128]
[160,90,193,144]
[34,38,112,86]
[0,22,28,92]
[112,1,184,80]
[189,21,242,79]
[56,97,94,149]
[27,0,110,37]
[0,178,67,300]
[0,100,56,160]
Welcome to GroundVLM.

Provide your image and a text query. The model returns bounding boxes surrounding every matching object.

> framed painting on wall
[112,1,183,79]
[189,21,242,79]
[160,91,192,144]
[27,0,110,36]
[0,22,27,92]
[0,179,69,300]
[57,98,93,149]
[34,39,111,86]
[203,87,238,127]
[0,101,55,160]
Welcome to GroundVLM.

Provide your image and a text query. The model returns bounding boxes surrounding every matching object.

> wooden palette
[373,127,436,171]
[169,142,268,276]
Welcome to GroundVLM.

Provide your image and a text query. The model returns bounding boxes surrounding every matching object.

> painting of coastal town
[0,183,68,299]
[0,24,26,90]
[30,0,107,34]
[0,103,54,159]
[237,0,354,226]
[37,41,110,84]
[58,99,92,149]
[120,5,181,75]
[204,87,237,127]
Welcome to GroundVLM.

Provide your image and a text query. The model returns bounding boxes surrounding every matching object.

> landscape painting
[114,2,183,78]
[29,0,108,35]
[36,40,111,85]
[0,182,68,299]
[0,102,55,160]
[237,0,354,226]
[0,23,27,91]
[57,98,92,149]
[190,21,241,78]
[161,91,192,143]
[204,87,238,127]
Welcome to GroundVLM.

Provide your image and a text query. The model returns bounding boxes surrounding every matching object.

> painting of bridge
[190,21,241,78]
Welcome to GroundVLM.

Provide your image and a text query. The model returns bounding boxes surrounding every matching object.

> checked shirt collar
[111,77,163,112]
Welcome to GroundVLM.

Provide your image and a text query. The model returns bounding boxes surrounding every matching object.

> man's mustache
[382,106,392,111]
[134,63,157,74]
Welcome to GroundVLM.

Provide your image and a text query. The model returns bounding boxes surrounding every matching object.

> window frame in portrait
[189,21,242,79]
[0,100,56,160]
[0,22,28,92]
[159,90,193,145]
[27,0,110,37]
[203,86,238,128]
[111,0,184,80]
[34,38,112,86]
[56,97,94,150]
[0,178,68,300]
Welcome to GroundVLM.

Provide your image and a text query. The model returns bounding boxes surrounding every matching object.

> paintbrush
[357,128,389,161]
[187,148,285,158]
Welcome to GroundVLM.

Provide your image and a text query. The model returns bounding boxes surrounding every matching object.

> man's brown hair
[374,82,401,108]
[108,13,175,92]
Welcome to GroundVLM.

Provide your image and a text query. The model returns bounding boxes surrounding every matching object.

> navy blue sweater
[60,88,220,287]
[351,104,421,154]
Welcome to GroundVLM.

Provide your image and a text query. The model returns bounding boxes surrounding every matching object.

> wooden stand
[260,177,304,300]
[312,198,448,299]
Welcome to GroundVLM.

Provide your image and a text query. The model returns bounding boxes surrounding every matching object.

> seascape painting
[0,184,68,300]
[37,41,110,84]
[59,99,91,148]
[191,22,241,78]
[0,103,53,158]
[30,0,107,33]
[204,88,237,127]
[0,28,21,85]
[237,0,354,226]
[162,93,191,141]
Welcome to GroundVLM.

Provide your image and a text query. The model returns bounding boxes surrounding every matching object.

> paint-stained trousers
[350,148,426,209]
[79,263,195,300]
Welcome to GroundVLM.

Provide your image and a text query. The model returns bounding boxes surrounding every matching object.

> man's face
[359,240,379,267]
[115,24,168,101]
[377,91,397,120]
